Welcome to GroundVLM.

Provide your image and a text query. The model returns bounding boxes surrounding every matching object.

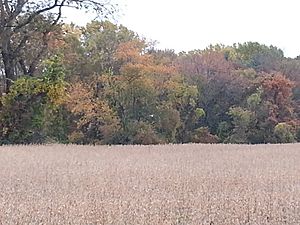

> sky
[63,0,300,58]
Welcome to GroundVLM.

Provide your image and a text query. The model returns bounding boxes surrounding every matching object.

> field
[0,144,300,225]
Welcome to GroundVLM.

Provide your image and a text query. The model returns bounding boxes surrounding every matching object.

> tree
[274,123,296,143]
[1,15,299,145]
[177,49,233,85]
[82,21,139,76]
[232,73,298,144]
[233,42,284,72]
[0,55,68,144]
[66,81,120,144]
[227,107,254,143]
[0,0,116,92]
[191,127,219,143]
[279,59,300,119]
[261,73,295,122]
[50,23,85,81]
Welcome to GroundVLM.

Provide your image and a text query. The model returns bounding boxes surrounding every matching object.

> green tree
[80,21,140,77]
[227,107,254,143]
[233,42,284,72]
[274,123,296,143]
[0,55,67,144]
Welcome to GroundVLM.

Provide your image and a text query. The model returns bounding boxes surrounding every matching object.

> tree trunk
[2,50,16,93]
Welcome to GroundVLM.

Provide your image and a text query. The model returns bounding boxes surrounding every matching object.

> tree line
[0,2,299,144]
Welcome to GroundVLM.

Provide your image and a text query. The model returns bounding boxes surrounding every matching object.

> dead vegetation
[0,144,300,224]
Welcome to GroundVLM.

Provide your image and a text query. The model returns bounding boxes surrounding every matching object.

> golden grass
[0,144,300,224]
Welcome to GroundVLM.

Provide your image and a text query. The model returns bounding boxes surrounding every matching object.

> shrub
[274,123,296,143]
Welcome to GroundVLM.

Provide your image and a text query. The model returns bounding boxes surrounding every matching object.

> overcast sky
[64,0,300,58]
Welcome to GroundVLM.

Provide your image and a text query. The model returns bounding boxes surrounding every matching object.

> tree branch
[52,0,66,26]
[26,31,49,76]
[14,0,62,31]
[13,33,30,56]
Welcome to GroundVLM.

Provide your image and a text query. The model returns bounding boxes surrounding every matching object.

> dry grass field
[0,144,300,225]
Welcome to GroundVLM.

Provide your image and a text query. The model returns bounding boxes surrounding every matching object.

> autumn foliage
[0,21,299,144]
